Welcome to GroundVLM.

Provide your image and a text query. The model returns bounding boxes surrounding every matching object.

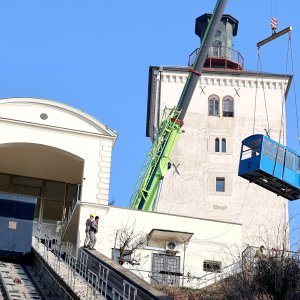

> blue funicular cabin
[238,134,300,200]
[0,193,36,258]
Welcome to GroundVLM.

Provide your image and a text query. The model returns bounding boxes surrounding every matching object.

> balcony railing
[188,46,244,70]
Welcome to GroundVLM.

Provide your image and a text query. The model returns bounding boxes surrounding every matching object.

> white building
[146,14,291,247]
[0,97,242,287]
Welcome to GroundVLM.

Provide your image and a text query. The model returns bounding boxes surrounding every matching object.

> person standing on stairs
[89,216,99,250]
[84,213,94,248]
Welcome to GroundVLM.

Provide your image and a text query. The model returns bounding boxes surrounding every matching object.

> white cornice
[0,116,116,140]
[0,97,117,138]
[160,73,289,90]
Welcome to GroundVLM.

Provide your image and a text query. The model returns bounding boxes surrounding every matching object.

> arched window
[223,96,234,117]
[209,95,220,116]
[222,138,226,153]
[215,138,220,152]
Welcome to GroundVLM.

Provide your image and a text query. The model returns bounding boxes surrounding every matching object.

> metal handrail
[188,46,244,69]
[61,184,82,232]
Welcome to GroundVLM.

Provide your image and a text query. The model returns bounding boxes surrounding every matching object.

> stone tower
[146,14,290,246]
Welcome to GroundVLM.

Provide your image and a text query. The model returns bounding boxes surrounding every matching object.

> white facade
[146,67,291,246]
[78,203,242,287]
[0,97,116,245]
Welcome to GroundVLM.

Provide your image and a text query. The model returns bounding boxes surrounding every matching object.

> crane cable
[287,31,300,235]
[278,32,292,148]
[253,48,271,136]
[270,0,278,22]
[252,51,259,135]
[271,33,292,177]
[289,32,300,146]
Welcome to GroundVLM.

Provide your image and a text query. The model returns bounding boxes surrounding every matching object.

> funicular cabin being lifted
[239,134,300,200]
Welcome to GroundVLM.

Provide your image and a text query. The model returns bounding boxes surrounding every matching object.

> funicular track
[0,261,43,300]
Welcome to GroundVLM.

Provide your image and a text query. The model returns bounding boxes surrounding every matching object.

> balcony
[188,46,244,70]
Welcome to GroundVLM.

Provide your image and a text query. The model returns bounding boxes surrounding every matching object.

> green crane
[130,0,228,211]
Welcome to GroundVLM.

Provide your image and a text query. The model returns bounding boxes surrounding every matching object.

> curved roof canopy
[0,97,117,141]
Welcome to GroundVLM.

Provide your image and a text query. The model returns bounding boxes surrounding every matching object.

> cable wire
[258,53,271,135]
[289,32,300,145]
[253,49,260,134]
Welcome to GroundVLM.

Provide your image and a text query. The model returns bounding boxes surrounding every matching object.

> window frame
[203,260,222,273]
[208,95,220,117]
[221,138,226,153]
[222,96,234,117]
[215,138,220,152]
[216,177,225,192]
[151,253,181,285]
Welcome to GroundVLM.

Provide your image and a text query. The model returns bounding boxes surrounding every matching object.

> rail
[31,235,171,299]
[62,184,82,233]
[0,261,42,300]
[184,261,242,289]
[188,46,244,70]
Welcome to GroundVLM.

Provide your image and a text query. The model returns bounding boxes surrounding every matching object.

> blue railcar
[238,134,300,200]
[0,193,37,258]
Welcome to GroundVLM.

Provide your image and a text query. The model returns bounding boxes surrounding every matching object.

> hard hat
[90,213,95,218]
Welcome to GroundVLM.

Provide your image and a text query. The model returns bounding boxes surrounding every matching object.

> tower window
[212,40,222,57]
[216,178,225,192]
[215,138,220,152]
[209,95,220,117]
[222,138,226,153]
[223,96,234,117]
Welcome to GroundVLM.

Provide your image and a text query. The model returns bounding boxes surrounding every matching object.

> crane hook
[270,17,278,35]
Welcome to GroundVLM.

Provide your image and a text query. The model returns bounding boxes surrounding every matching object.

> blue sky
[0,1,299,245]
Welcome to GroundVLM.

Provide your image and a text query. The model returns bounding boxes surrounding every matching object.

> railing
[185,261,242,289]
[32,229,171,299]
[188,46,244,70]
[112,281,137,300]
[84,250,171,299]
[61,184,82,233]
[242,246,300,271]
[33,221,61,245]
[32,237,110,299]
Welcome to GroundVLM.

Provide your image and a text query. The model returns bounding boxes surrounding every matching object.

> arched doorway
[0,143,84,226]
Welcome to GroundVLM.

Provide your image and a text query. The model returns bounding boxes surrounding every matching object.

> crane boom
[130,0,228,211]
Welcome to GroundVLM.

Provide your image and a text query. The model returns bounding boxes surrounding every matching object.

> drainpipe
[182,241,187,287]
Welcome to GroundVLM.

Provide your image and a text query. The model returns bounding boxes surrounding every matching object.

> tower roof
[195,13,239,38]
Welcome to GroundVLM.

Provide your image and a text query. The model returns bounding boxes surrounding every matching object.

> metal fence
[188,46,244,69]
[32,235,142,299]
[242,246,300,271]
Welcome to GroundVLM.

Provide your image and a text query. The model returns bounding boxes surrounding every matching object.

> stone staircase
[32,238,105,300]
[30,234,171,300]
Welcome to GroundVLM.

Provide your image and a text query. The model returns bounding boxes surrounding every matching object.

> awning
[148,229,194,243]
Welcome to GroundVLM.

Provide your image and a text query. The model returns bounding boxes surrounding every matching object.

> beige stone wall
[149,69,289,246]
